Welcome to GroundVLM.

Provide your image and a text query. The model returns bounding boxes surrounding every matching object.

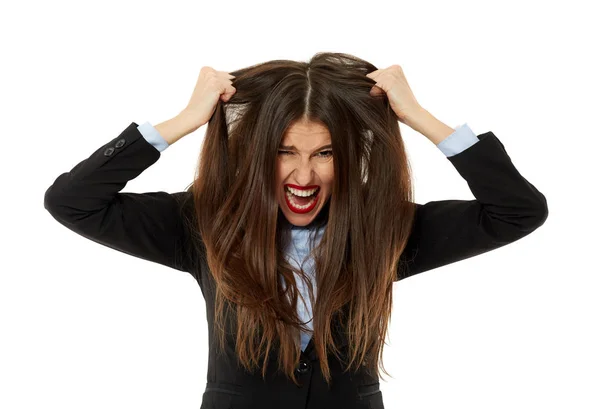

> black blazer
[44,122,548,409]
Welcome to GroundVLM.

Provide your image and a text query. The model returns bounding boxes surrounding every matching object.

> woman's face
[276,119,334,227]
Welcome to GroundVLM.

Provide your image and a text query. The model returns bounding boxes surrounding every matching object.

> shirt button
[115,138,126,148]
[103,147,114,156]
[295,359,310,374]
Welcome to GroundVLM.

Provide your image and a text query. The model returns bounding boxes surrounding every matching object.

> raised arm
[43,121,196,274]
[397,130,548,281]
[44,67,237,277]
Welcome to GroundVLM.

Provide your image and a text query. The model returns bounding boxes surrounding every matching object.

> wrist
[402,106,429,127]
[155,112,200,146]
[403,108,455,145]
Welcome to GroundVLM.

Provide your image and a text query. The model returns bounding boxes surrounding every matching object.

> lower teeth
[286,192,317,209]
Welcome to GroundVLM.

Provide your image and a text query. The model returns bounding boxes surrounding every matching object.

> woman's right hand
[182,66,236,128]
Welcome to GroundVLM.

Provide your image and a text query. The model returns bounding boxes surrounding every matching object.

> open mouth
[284,186,320,213]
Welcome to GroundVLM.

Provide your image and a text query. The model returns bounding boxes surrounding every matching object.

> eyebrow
[278,144,332,152]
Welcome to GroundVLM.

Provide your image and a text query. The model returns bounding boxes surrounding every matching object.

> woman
[44,52,548,409]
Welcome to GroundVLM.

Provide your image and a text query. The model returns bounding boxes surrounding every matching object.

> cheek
[275,165,285,184]
[276,161,289,176]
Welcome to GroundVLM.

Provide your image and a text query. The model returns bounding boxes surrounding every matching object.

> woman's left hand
[366,64,424,123]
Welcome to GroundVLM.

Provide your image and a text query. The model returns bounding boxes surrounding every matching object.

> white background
[2,0,598,408]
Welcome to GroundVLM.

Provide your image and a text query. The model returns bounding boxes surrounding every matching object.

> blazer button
[115,138,126,148]
[104,147,114,156]
[295,360,310,374]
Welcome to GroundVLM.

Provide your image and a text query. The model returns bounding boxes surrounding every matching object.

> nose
[293,159,316,186]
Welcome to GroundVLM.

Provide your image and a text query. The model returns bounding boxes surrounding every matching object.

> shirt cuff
[436,123,479,157]
[137,121,169,152]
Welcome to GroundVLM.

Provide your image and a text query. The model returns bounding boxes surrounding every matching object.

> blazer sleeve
[43,122,194,274]
[396,131,548,281]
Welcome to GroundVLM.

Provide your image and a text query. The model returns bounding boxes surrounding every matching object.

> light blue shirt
[137,121,479,351]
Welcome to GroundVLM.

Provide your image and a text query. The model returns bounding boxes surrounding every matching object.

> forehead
[281,120,331,145]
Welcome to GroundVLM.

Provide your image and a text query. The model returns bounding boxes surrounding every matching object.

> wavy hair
[182,52,417,386]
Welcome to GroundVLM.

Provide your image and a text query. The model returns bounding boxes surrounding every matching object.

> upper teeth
[286,186,318,196]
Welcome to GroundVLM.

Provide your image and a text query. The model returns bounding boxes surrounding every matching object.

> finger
[366,69,381,78]
[370,79,389,94]
[369,86,385,96]
[221,85,236,101]
[217,78,235,92]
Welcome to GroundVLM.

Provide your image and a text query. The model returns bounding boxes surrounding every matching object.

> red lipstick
[284,184,320,214]
[285,184,320,190]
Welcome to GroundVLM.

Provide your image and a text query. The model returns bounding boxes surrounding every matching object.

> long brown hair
[183,52,417,386]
